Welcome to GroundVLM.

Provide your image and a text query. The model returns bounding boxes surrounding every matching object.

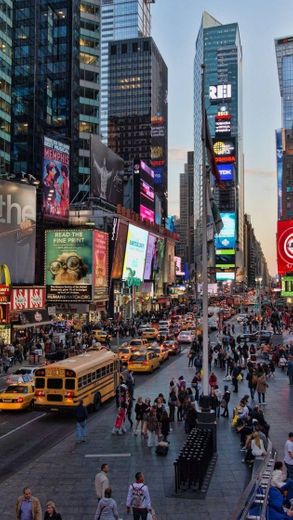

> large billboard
[111,221,128,279]
[217,164,233,182]
[42,137,70,220]
[93,230,109,300]
[144,233,157,280]
[0,180,36,284]
[281,275,293,297]
[133,160,155,224]
[215,212,236,249]
[277,219,293,275]
[122,224,148,283]
[90,135,123,206]
[276,129,283,220]
[45,229,93,302]
[11,287,46,311]
[153,237,165,287]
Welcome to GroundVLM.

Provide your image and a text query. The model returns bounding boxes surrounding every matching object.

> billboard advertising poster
[0,180,36,284]
[276,129,283,220]
[11,287,46,311]
[154,167,164,185]
[164,239,175,284]
[217,164,233,182]
[42,137,70,220]
[216,271,235,281]
[93,230,109,300]
[281,276,293,297]
[140,205,155,223]
[277,220,293,275]
[215,213,236,249]
[45,229,93,302]
[213,139,235,158]
[153,238,165,286]
[144,233,157,280]
[111,221,128,279]
[90,135,123,206]
[122,224,148,283]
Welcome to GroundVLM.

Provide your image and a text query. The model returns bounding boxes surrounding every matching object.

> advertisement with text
[42,137,70,220]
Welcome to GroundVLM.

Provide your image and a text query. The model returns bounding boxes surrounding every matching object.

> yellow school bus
[34,350,118,412]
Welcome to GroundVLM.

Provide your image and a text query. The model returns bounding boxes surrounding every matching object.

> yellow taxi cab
[0,382,35,411]
[94,330,112,343]
[128,338,148,349]
[141,327,159,341]
[128,351,160,373]
[117,345,133,363]
[147,344,168,363]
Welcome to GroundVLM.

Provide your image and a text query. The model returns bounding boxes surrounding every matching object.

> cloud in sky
[168,147,190,162]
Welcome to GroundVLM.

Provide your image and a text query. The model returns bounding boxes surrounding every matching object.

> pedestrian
[126,472,152,520]
[76,399,88,443]
[44,501,62,520]
[94,487,119,520]
[146,407,159,447]
[134,397,146,435]
[160,410,170,442]
[246,368,257,399]
[95,464,110,500]
[16,487,42,520]
[220,385,231,418]
[126,397,134,430]
[288,357,293,386]
[168,388,177,422]
[142,398,151,437]
[256,369,268,405]
[284,432,293,480]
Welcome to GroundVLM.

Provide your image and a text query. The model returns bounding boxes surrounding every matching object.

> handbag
[220,399,226,408]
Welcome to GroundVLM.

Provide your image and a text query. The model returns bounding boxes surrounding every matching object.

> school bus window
[35,378,45,389]
[82,375,87,386]
[101,366,106,376]
[48,378,63,389]
[65,379,75,390]
[88,373,92,384]
[78,378,82,390]
[96,369,101,379]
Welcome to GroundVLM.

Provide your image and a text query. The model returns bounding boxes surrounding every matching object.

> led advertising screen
[111,221,128,280]
[90,135,124,206]
[281,275,293,297]
[153,238,165,286]
[144,233,157,280]
[217,164,233,182]
[122,224,148,282]
[45,229,93,302]
[93,230,109,300]
[277,219,293,275]
[216,272,235,281]
[276,129,283,220]
[140,205,155,223]
[133,159,155,224]
[42,137,70,220]
[0,180,36,284]
[215,213,236,249]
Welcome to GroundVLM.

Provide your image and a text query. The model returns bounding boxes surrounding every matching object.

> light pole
[256,276,263,337]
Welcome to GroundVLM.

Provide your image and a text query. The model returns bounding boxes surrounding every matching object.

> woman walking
[94,488,119,520]
[256,369,268,405]
[133,397,146,435]
[146,407,159,447]
[220,385,231,418]
[44,501,62,520]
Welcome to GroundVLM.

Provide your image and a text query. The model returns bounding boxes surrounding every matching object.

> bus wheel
[93,393,101,412]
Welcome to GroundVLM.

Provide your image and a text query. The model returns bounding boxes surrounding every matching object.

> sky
[151,0,293,275]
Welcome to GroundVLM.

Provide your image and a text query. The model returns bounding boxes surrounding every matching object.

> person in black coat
[76,399,88,443]
[44,501,62,520]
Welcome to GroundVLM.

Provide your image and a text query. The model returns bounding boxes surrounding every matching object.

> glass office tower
[108,36,168,220]
[100,0,152,144]
[0,0,12,175]
[194,12,244,281]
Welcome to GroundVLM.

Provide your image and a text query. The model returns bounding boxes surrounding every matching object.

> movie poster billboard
[164,239,175,284]
[93,230,109,300]
[144,234,157,280]
[0,180,36,284]
[277,219,293,275]
[122,224,148,282]
[111,221,128,279]
[90,135,123,206]
[45,229,93,302]
[42,137,70,220]
[153,238,165,287]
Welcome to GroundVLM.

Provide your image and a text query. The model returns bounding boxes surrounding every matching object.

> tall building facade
[0,0,12,175]
[177,151,194,272]
[244,214,269,289]
[108,36,168,220]
[194,12,244,283]
[100,0,153,145]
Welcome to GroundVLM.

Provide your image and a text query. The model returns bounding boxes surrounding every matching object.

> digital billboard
[122,225,148,283]
[276,129,283,220]
[45,229,93,302]
[90,135,124,206]
[281,275,293,297]
[209,84,232,101]
[11,288,46,311]
[144,233,157,280]
[213,139,235,158]
[215,114,231,136]
[0,180,36,284]
[277,219,293,275]
[42,137,70,220]
[153,238,165,286]
[93,230,109,300]
[111,221,128,279]
[217,164,233,181]
[215,213,236,249]
[216,272,235,281]
[140,205,155,223]
[133,159,155,224]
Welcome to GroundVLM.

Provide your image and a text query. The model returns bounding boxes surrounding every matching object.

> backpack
[131,484,145,508]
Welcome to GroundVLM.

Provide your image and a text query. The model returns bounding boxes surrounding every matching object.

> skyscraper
[194,12,244,282]
[100,0,153,145]
[108,36,168,220]
[178,151,194,272]
[0,0,12,175]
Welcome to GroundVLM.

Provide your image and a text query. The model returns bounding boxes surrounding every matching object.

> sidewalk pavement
[1,350,292,520]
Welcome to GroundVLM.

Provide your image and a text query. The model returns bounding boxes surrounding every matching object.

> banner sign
[11,287,46,311]
[277,220,293,275]
[42,137,70,220]
[93,230,109,301]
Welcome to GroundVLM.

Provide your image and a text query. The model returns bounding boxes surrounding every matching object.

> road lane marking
[0,413,47,441]
[85,453,131,458]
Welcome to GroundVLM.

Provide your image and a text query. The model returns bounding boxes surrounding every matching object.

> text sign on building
[11,287,46,311]
[215,114,231,136]
[281,276,293,297]
[209,84,232,101]
[277,220,293,275]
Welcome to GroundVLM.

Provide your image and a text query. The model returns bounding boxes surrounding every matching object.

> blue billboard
[217,163,233,181]
[276,129,283,220]
[215,212,236,249]
[154,167,163,185]
[216,271,235,281]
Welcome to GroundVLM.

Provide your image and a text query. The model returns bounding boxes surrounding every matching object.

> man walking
[16,487,42,520]
[76,399,88,443]
[284,432,293,479]
[126,472,152,520]
[95,463,110,500]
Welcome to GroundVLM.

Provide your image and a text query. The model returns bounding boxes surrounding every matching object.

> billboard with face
[277,219,293,275]
[90,135,124,206]
[0,180,36,284]
[45,229,93,302]
[111,221,128,280]
[122,225,148,283]
[42,137,70,220]
[93,230,109,300]
[144,233,157,280]
[215,213,236,249]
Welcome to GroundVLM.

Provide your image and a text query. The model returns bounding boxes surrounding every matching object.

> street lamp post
[256,276,263,337]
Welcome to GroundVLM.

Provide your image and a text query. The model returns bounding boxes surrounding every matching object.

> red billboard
[11,287,46,311]
[277,220,293,275]
[93,230,109,300]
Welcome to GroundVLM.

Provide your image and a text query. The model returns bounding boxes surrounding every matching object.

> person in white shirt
[251,432,266,457]
[126,472,152,520]
[284,432,293,480]
[95,464,110,500]
[272,461,293,502]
